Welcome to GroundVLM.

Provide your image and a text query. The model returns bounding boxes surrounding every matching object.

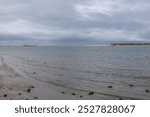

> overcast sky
[0,0,150,45]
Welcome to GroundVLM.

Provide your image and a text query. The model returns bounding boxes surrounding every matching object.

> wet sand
[0,53,150,100]
[0,56,78,100]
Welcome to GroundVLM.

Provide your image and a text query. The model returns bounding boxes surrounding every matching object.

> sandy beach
[0,46,150,100]
[0,54,83,100]
[0,53,98,100]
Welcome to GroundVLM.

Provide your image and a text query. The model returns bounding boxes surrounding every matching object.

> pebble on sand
[32,72,36,75]
[3,94,7,97]
[145,90,149,93]
[108,86,113,88]
[34,97,38,99]
[71,93,76,95]
[27,88,31,93]
[88,92,94,95]
[129,84,134,87]
[30,86,35,88]
[18,93,22,95]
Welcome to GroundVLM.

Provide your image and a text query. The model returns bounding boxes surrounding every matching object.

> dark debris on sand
[34,97,38,99]
[32,72,36,75]
[145,90,149,93]
[88,92,94,95]
[27,88,31,93]
[80,96,83,98]
[30,86,35,89]
[71,93,76,96]
[129,84,134,87]
[3,94,7,97]
[108,86,113,88]
[118,98,123,100]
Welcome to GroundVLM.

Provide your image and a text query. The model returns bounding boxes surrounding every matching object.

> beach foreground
[0,55,86,100]
[0,46,150,100]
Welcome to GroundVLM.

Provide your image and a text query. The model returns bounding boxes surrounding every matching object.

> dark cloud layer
[0,0,150,45]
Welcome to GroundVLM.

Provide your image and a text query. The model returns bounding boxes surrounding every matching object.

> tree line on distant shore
[111,43,150,46]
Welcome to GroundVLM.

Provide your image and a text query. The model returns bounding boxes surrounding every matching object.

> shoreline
[111,43,150,46]
[0,49,150,100]
[0,55,79,100]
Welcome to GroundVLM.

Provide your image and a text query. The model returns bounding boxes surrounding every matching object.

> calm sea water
[1,46,150,71]
[0,46,150,99]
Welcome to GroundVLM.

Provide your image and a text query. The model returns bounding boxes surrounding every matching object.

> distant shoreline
[111,43,150,46]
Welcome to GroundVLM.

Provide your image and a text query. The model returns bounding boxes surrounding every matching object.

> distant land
[111,43,150,46]
[23,44,36,47]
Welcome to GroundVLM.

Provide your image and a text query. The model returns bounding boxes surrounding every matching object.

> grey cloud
[0,0,150,45]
